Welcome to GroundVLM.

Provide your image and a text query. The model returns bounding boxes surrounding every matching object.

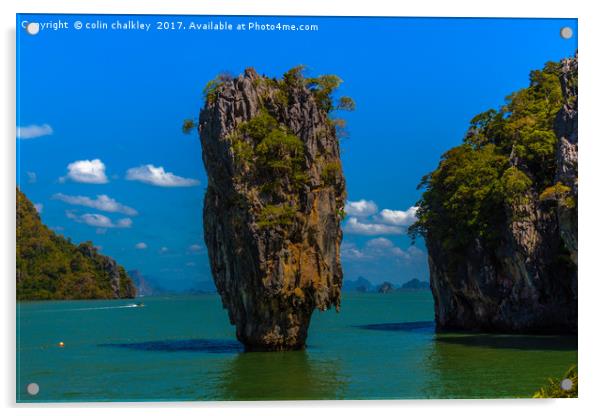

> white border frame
[3,1,601,415]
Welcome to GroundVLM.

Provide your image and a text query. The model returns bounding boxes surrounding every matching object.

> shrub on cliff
[409,59,572,255]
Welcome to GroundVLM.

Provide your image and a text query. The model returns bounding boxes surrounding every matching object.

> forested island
[410,55,578,333]
[16,188,136,300]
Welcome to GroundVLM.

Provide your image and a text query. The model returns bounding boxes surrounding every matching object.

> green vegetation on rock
[540,181,575,208]
[257,204,297,229]
[533,365,578,398]
[209,66,353,233]
[16,188,136,300]
[409,59,573,253]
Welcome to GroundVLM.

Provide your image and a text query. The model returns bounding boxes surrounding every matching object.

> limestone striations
[413,55,578,333]
[554,55,578,266]
[198,67,348,350]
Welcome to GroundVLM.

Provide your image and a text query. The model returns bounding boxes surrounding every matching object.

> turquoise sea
[17,292,577,401]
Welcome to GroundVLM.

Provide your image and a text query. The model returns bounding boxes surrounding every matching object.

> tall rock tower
[198,67,348,350]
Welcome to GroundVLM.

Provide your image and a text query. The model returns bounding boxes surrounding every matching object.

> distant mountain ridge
[343,276,429,293]
[129,269,217,297]
[128,269,163,297]
[17,188,136,300]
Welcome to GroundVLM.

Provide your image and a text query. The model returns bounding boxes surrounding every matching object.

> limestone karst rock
[415,56,578,333]
[198,68,348,350]
[554,55,578,265]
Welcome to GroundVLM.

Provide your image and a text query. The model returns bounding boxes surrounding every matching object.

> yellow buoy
[58,341,65,347]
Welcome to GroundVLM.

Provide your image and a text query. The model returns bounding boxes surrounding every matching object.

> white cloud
[53,193,137,216]
[341,238,424,262]
[345,199,378,217]
[188,244,203,252]
[17,124,53,139]
[27,172,37,184]
[61,159,108,184]
[159,246,169,254]
[344,217,403,235]
[126,164,199,187]
[341,241,366,259]
[66,211,132,229]
[33,203,43,214]
[365,237,395,249]
[135,242,147,250]
[377,206,418,226]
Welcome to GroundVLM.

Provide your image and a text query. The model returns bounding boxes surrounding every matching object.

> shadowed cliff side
[16,188,136,300]
[410,55,578,333]
[197,67,350,350]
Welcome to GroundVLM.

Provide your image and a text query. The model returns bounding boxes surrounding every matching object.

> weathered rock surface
[554,55,578,265]
[198,68,346,350]
[426,57,578,333]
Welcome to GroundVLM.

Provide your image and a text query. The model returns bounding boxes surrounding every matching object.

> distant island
[343,277,429,293]
[129,269,217,297]
[16,188,136,300]
[400,278,430,290]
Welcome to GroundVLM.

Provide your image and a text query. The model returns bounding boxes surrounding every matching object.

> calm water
[17,292,576,401]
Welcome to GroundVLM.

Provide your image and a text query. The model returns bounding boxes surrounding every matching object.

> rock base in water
[198,67,348,350]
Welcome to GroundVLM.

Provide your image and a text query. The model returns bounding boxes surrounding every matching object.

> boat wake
[26,303,144,314]
[70,304,142,311]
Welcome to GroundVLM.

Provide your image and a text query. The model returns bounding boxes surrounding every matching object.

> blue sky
[16,15,577,290]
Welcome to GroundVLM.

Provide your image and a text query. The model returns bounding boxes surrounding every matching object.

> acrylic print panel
[16,14,578,402]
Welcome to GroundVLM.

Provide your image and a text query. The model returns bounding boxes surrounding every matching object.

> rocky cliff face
[17,188,136,300]
[198,68,347,350]
[421,56,578,333]
[554,56,578,265]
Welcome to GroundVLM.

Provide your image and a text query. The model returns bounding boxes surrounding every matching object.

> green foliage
[203,72,233,104]
[230,138,254,162]
[282,65,307,90]
[336,96,356,111]
[306,74,343,112]
[16,188,136,300]
[501,166,533,205]
[257,204,297,229]
[229,109,308,192]
[465,61,563,184]
[321,161,342,186]
[410,144,508,249]
[203,79,220,104]
[410,59,571,255]
[533,365,578,398]
[182,118,195,134]
[237,109,279,142]
[540,182,575,208]
[256,129,304,173]
[203,66,351,235]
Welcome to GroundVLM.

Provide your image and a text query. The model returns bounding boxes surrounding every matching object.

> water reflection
[212,349,347,400]
[436,333,577,351]
[100,338,243,353]
[355,321,435,332]
[420,332,578,399]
